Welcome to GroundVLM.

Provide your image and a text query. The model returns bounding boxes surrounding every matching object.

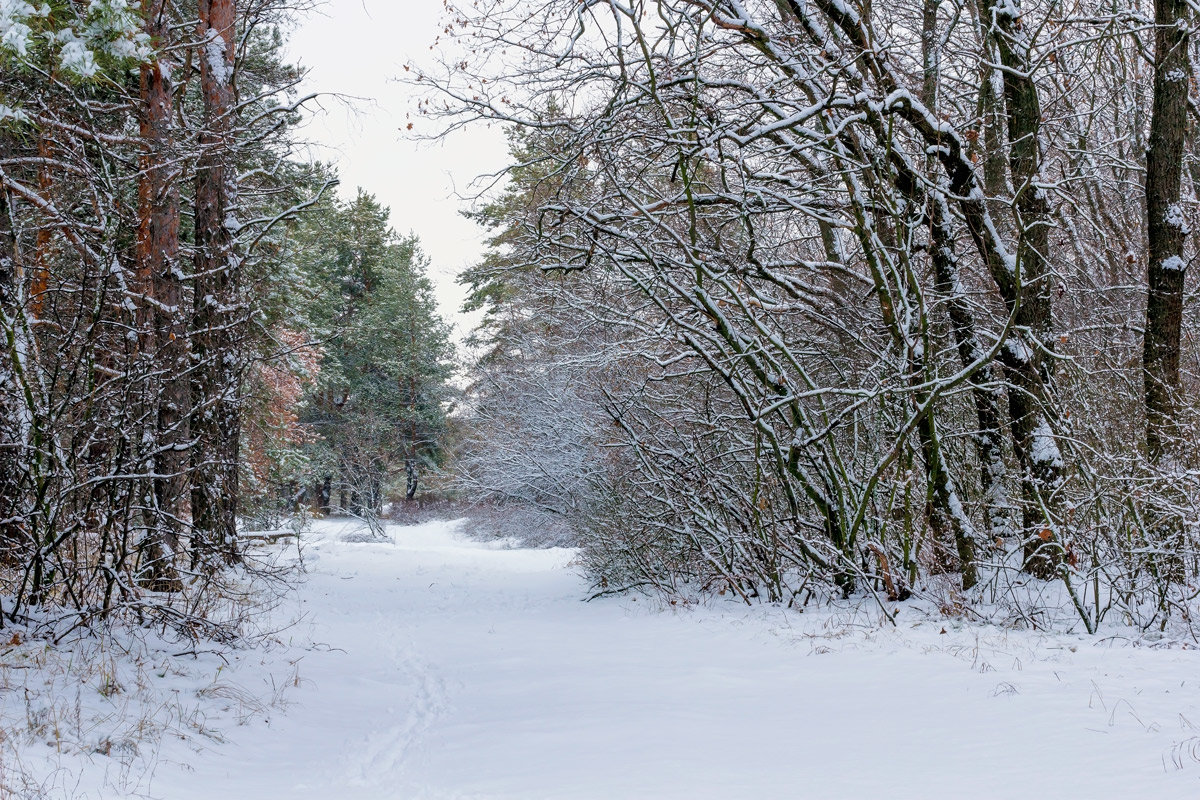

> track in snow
[148,518,1200,799]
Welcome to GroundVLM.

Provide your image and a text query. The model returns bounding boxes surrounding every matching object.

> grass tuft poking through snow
[0,541,305,799]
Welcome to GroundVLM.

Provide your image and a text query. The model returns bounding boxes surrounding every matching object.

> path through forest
[148,519,1200,799]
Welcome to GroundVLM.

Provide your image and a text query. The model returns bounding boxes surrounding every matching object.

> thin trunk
[918,0,989,585]
[29,133,53,319]
[0,182,22,564]
[921,0,940,114]
[970,0,1010,228]
[929,195,1009,540]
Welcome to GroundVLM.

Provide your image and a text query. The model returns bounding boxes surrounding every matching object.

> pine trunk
[136,0,185,590]
[191,0,241,565]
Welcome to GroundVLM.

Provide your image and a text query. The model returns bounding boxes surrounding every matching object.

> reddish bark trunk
[137,0,186,589]
[191,0,242,564]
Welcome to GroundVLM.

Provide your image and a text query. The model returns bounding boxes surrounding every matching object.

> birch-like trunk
[0,181,21,564]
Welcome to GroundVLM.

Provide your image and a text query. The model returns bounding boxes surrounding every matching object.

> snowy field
[8,517,1200,798]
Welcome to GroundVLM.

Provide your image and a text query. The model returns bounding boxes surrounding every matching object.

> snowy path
[149,519,1200,799]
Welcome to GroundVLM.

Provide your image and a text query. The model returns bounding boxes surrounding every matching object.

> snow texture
[1165,203,1189,234]
[1004,336,1033,365]
[1030,418,1063,468]
[16,518,1200,798]
[146,519,1200,798]
[204,29,231,86]
[56,30,97,77]
[0,102,28,124]
[0,0,37,56]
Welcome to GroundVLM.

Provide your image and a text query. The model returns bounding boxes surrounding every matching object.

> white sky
[286,0,508,342]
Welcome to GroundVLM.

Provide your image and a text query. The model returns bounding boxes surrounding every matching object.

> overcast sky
[286,0,508,341]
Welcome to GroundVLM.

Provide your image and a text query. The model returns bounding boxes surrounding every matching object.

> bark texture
[980,0,1064,578]
[1143,0,1191,462]
[191,0,241,564]
[137,0,185,589]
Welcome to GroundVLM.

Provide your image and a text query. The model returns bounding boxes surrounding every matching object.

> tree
[0,0,325,626]
[136,0,185,589]
[190,0,241,564]
[431,0,1200,630]
[296,191,454,514]
[1143,0,1192,462]
[456,124,615,522]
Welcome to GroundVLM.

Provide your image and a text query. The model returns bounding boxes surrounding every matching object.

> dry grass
[0,540,304,798]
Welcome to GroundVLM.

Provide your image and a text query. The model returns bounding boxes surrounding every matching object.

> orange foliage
[244,327,322,489]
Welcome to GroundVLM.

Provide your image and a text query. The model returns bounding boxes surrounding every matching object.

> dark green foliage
[296,191,455,512]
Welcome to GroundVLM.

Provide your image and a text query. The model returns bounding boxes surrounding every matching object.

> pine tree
[296,191,454,514]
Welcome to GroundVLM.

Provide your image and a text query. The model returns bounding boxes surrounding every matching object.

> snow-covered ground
[10,518,1200,798]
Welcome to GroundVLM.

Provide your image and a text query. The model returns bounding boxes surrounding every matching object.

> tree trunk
[970,0,1010,230]
[0,182,22,564]
[319,475,331,514]
[917,0,989,585]
[784,0,1064,580]
[1142,0,1191,582]
[929,195,1010,541]
[28,132,54,320]
[405,459,418,502]
[191,0,241,566]
[136,0,185,590]
[981,0,1065,578]
[1144,0,1191,462]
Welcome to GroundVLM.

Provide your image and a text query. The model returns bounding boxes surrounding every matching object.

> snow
[1162,255,1187,272]
[204,29,231,86]
[12,518,1200,798]
[1004,335,1033,365]
[0,102,28,124]
[0,0,37,57]
[1030,417,1063,468]
[55,30,98,78]
[1165,203,1189,234]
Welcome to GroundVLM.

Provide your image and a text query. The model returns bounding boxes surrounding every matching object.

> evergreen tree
[296,191,454,514]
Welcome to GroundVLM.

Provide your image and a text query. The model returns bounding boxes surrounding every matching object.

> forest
[3,0,1200,795]
[448,0,1200,633]
[0,0,452,630]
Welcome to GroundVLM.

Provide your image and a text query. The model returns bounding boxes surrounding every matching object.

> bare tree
[436,0,1200,630]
